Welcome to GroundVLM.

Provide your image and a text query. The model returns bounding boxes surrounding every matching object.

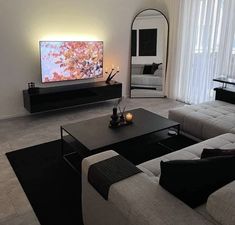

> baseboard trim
[0,111,29,121]
[0,98,122,121]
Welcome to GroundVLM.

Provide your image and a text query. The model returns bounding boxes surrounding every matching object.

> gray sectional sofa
[169,100,235,140]
[131,64,163,90]
[82,133,235,225]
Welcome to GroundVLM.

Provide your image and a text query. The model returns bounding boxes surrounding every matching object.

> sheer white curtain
[169,0,235,104]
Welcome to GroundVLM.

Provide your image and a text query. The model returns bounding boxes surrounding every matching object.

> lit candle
[117,66,120,72]
[112,64,114,69]
[105,67,108,73]
[125,113,133,122]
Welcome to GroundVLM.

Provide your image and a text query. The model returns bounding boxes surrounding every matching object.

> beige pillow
[154,69,162,77]
[158,64,163,70]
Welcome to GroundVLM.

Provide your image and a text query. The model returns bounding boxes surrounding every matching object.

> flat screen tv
[40,41,103,83]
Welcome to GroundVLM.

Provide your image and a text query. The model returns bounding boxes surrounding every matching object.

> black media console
[213,77,235,104]
[23,81,122,113]
[214,88,235,104]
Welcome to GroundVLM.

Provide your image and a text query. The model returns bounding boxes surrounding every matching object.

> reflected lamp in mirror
[105,65,120,84]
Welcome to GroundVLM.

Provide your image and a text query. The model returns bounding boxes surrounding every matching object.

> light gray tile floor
[0,98,184,225]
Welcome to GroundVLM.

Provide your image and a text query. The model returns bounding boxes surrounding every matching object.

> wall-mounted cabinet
[23,81,122,113]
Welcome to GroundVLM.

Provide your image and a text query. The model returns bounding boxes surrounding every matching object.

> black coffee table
[61,108,180,171]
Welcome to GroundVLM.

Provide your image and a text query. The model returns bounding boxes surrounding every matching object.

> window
[233,34,235,54]
[195,0,224,53]
[170,0,235,104]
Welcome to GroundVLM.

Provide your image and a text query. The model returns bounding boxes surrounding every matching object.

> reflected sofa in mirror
[130,9,168,98]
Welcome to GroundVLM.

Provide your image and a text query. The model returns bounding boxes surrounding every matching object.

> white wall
[164,0,181,97]
[0,0,169,119]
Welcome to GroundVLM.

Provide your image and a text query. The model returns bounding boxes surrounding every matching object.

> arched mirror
[130,9,168,98]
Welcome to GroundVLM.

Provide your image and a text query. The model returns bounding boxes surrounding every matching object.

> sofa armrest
[82,150,118,176]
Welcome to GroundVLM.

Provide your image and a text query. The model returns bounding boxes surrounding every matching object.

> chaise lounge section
[169,100,235,140]
[82,133,235,225]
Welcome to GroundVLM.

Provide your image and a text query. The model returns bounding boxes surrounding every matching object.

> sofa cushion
[195,205,220,225]
[131,64,144,74]
[138,133,235,178]
[153,68,162,77]
[131,74,162,87]
[158,64,163,70]
[168,100,235,140]
[207,181,235,225]
[109,173,215,225]
[201,148,235,158]
[151,63,162,74]
[159,156,235,208]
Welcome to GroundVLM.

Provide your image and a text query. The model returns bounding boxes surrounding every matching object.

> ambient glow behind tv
[40,41,103,83]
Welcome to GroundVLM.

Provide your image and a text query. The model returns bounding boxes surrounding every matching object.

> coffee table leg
[60,127,82,173]
[177,124,180,135]
[60,126,64,157]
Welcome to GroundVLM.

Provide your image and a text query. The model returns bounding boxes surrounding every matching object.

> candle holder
[125,112,133,123]
[105,66,120,84]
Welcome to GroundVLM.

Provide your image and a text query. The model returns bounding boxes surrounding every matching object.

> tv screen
[40,41,103,83]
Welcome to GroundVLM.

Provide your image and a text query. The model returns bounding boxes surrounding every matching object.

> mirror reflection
[130,9,168,98]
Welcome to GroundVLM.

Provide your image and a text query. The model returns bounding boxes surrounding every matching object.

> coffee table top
[61,108,179,151]
[213,77,235,85]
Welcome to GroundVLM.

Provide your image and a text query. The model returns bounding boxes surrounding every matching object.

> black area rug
[6,140,84,225]
[6,135,196,225]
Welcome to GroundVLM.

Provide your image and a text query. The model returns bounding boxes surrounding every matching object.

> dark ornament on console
[105,66,120,84]
[28,82,39,94]
[110,107,119,127]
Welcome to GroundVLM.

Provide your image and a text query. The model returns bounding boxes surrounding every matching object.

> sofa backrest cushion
[131,64,144,74]
[159,156,235,208]
[154,68,162,77]
[201,148,235,158]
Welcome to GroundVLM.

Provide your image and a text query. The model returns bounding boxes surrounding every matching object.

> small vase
[110,107,119,127]
[119,114,125,123]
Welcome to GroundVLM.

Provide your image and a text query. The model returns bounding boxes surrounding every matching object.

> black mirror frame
[129,8,169,98]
